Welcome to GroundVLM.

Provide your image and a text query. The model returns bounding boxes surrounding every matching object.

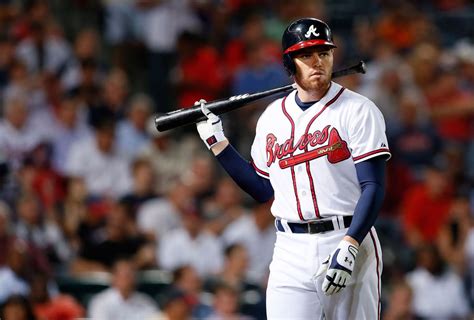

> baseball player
[196,18,390,319]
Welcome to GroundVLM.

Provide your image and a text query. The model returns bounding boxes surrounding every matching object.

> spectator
[0,34,15,90]
[49,93,91,175]
[88,259,158,320]
[30,272,85,320]
[203,177,249,237]
[0,92,39,169]
[116,93,152,160]
[0,200,12,266]
[231,41,289,96]
[221,201,275,283]
[181,155,217,201]
[408,42,441,93]
[382,281,415,320]
[89,68,129,123]
[141,0,201,111]
[452,39,474,91]
[0,199,50,275]
[437,194,471,274]
[62,28,104,92]
[101,0,141,48]
[120,157,158,218]
[375,3,435,53]
[14,193,71,266]
[139,117,199,195]
[401,161,454,248]
[14,19,71,76]
[151,287,193,320]
[406,244,470,319]
[174,31,225,109]
[26,143,65,212]
[60,177,88,252]
[158,207,224,277]
[205,281,251,320]
[205,244,266,319]
[360,57,422,135]
[0,240,31,303]
[64,116,132,198]
[206,244,249,291]
[425,65,474,144]
[172,265,212,319]
[70,201,153,274]
[223,13,280,79]
[10,0,51,42]
[137,179,193,242]
[389,93,442,177]
[66,57,101,111]
[0,294,36,320]
[465,210,474,309]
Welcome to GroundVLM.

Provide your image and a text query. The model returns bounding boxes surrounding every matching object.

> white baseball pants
[266,227,382,319]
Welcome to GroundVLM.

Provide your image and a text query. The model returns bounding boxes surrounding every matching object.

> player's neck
[296,82,331,102]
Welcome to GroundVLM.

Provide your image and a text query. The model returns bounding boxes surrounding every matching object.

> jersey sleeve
[348,100,391,164]
[250,112,270,179]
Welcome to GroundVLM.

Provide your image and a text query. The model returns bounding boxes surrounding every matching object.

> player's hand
[314,239,359,295]
[195,99,227,150]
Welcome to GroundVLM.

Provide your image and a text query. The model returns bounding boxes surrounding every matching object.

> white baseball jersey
[251,82,390,222]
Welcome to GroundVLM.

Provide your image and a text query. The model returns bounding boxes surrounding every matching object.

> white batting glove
[314,239,359,295]
[195,99,227,149]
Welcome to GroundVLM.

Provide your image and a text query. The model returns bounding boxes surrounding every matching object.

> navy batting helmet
[282,18,336,75]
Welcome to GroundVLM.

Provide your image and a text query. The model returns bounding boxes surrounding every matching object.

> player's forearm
[215,144,274,203]
[347,181,385,244]
[346,157,386,244]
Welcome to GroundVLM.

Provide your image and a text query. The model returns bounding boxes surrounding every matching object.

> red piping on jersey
[251,160,269,178]
[303,87,345,219]
[352,148,390,161]
[370,230,382,320]
[281,96,304,221]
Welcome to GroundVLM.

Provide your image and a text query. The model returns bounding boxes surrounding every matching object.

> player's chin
[308,76,330,90]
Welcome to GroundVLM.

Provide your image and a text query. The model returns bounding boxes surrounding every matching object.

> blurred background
[0,0,473,319]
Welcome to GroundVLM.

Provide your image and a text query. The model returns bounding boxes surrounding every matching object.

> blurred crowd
[0,0,473,319]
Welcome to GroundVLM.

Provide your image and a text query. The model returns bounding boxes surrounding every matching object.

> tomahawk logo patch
[305,25,320,38]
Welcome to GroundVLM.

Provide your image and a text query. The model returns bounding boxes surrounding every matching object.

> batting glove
[314,239,359,295]
[195,99,227,149]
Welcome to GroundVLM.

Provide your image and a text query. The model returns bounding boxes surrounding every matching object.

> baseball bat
[155,60,366,132]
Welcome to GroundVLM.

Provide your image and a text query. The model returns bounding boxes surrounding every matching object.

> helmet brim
[283,40,336,54]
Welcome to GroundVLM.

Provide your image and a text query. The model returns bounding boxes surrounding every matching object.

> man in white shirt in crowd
[221,201,276,283]
[139,117,199,195]
[88,259,158,320]
[116,93,152,160]
[406,244,470,319]
[65,116,132,198]
[137,179,194,242]
[0,93,39,170]
[158,206,223,277]
[0,239,30,303]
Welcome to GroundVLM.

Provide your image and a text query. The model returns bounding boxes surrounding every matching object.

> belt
[276,216,352,234]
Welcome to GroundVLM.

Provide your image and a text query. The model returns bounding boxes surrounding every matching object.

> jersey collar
[287,81,343,119]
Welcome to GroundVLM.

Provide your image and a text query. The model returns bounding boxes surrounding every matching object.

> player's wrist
[343,235,359,248]
[210,139,229,155]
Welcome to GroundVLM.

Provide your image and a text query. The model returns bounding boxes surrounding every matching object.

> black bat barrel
[155,84,294,132]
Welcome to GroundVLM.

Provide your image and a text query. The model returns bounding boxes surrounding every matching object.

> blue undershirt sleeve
[346,156,386,244]
[215,144,274,203]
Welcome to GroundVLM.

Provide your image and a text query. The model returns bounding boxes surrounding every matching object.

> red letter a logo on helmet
[326,128,351,164]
